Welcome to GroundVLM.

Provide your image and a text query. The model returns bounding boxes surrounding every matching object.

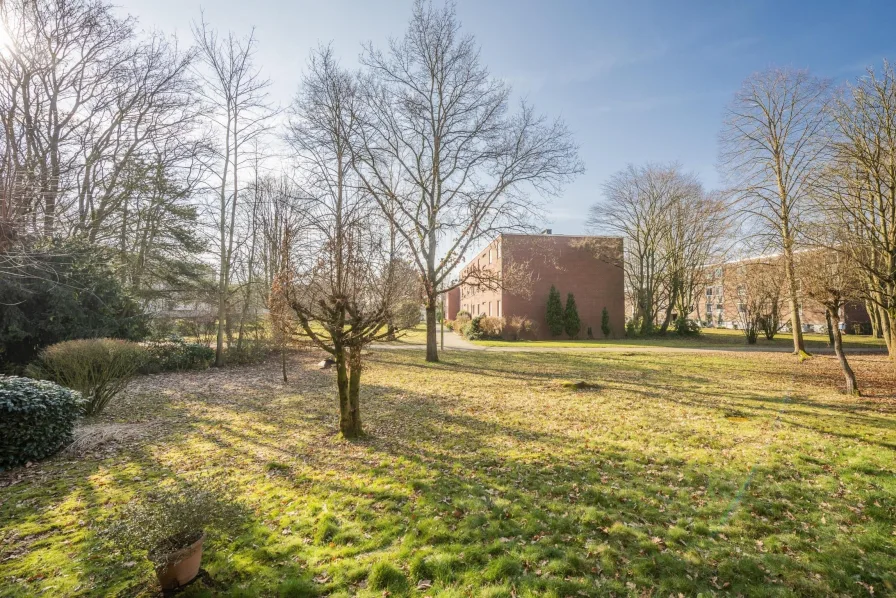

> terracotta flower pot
[153,532,205,590]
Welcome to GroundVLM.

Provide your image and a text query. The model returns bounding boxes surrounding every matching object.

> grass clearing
[0,348,894,596]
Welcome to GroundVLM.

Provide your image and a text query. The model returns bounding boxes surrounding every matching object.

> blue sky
[116,0,896,234]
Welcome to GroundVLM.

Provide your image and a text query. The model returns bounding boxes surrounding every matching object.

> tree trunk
[824,310,835,347]
[334,346,353,437]
[214,296,226,367]
[867,300,882,338]
[346,346,363,438]
[828,307,859,395]
[881,307,895,358]
[425,299,438,362]
[281,349,288,383]
[236,305,248,351]
[782,242,807,356]
[658,291,676,335]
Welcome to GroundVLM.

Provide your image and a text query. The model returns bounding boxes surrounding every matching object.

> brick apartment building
[446,232,625,339]
[688,253,870,334]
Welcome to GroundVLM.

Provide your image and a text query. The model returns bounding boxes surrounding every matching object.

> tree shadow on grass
[151,351,895,596]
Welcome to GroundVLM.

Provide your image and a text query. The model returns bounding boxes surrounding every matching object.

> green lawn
[1,349,894,596]
[474,326,889,350]
[385,323,430,345]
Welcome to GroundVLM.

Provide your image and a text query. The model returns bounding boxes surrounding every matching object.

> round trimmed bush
[28,338,145,415]
[0,376,83,468]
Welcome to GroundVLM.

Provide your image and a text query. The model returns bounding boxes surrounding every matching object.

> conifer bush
[546,285,564,337]
[564,292,581,339]
[601,307,611,338]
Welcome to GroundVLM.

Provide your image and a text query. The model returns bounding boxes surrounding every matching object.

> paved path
[371,329,479,352]
[374,333,889,356]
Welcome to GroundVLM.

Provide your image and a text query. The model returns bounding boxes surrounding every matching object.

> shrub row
[447,314,540,341]
[3,333,256,469]
[222,338,275,366]
[140,337,214,373]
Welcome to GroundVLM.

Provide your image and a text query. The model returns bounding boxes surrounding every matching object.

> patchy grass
[475,326,889,350]
[0,348,894,596]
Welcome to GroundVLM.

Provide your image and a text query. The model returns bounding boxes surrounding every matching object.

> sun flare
[0,23,10,56]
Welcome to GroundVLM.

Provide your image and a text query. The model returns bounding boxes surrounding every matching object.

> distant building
[448,231,625,339]
[687,253,870,334]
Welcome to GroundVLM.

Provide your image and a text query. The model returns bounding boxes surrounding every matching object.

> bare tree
[588,163,726,335]
[728,259,785,345]
[798,250,862,394]
[0,0,205,291]
[192,17,274,366]
[0,0,134,236]
[352,0,583,362]
[820,62,896,361]
[256,174,302,301]
[720,68,832,357]
[281,46,416,438]
[589,164,672,333]
[660,186,730,333]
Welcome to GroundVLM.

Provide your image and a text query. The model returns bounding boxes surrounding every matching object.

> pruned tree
[819,61,896,361]
[720,68,832,357]
[192,17,274,366]
[282,46,417,438]
[352,0,583,362]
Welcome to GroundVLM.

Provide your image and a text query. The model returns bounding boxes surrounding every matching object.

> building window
[497,244,501,259]
[706,288,713,297]
[488,301,492,316]
[706,302,713,314]
[497,300,501,317]
[488,249,493,264]
[715,267,722,278]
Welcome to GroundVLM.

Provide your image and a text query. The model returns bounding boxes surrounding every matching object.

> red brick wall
[689,257,870,332]
[458,239,503,317]
[501,235,624,339]
[446,287,460,320]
